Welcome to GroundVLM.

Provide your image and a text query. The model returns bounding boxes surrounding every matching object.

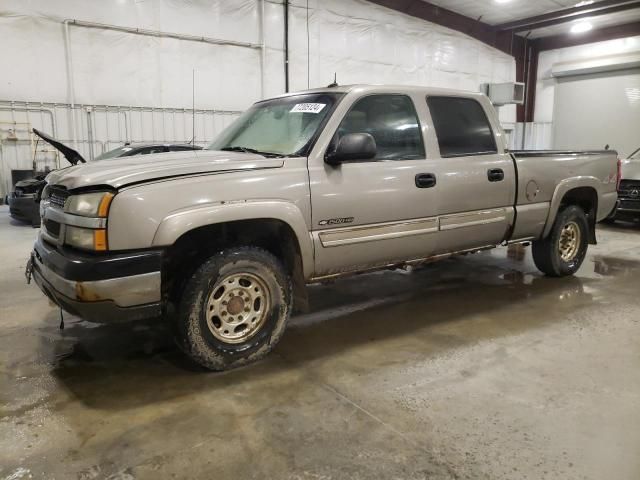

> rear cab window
[426,96,497,158]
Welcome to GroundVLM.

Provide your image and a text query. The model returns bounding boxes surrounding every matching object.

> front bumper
[615,197,640,220]
[30,235,164,323]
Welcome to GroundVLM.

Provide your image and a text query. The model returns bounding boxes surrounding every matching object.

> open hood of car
[33,128,86,165]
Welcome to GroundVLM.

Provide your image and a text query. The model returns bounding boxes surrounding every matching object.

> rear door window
[426,96,497,157]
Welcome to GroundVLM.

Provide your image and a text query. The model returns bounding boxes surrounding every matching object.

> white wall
[551,68,640,157]
[0,0,516,195]
[1,0,516,108]
[535,35,640,123]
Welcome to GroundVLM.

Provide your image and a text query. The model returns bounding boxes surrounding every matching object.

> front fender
[152,200,314,277]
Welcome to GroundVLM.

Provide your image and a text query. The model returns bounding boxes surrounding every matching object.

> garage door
[553,68,640,158]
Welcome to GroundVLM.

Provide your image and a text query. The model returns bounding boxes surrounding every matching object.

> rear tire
[532,205,589,277]
[176,247,292,371]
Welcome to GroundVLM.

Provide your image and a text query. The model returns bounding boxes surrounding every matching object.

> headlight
[65,191,114,217]
[65,226,108,251]
[63,191,114,251]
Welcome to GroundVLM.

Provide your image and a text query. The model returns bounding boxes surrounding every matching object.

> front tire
[532,205,589,277]
[176,247,292,371]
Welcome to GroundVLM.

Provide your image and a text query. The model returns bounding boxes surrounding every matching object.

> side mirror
[325,133,377,165]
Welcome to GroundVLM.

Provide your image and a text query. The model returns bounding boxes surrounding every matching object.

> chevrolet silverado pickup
[27,85,619,370]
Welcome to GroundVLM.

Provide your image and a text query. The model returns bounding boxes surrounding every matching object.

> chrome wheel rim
[205,272,270,344]
[559,221,581,262]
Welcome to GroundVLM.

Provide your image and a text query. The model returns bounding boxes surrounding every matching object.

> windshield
[95,146,135,160]
[208,93,342,156]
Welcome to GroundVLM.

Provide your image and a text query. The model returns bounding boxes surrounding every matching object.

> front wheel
[532,205,589,277]
[176,247,292,371]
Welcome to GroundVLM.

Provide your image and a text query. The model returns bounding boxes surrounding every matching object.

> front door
[308,93,441,277]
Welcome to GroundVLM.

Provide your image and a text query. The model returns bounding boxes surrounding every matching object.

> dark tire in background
[532,205,589,277]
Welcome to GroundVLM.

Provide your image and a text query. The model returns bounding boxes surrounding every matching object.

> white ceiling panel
[527,7,640,38]
[423,1,639,39]
[425,0,583,25]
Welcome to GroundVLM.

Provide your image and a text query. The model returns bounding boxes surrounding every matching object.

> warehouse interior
[1,0,639,479]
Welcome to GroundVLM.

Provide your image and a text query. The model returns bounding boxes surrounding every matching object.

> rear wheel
[176,247,292,371]
[532,205,589,277]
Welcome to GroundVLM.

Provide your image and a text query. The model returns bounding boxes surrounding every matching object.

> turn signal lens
[97,193,115,218]
[94,229,108,251]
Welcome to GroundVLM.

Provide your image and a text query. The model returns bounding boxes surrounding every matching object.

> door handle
[415,173,436,188]
[487,168,505,182]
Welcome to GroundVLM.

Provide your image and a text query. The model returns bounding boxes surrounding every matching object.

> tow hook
[25,254,34,284]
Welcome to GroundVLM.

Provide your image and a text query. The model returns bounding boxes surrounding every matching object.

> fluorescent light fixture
[570,21,593,34]
[494,0,513,3]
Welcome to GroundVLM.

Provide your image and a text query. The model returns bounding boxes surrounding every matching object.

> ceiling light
[494,0,513,3]
[570,21,593,34]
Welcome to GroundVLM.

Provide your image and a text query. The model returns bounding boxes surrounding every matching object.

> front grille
[49,187,69,209]
[619,180,640,199]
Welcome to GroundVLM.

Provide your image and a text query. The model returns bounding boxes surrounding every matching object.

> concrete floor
[1,205,639,480]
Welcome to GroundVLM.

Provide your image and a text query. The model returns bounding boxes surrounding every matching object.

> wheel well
[162,219,308,312]
[560,187,598,244]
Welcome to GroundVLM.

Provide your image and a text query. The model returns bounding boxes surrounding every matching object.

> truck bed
[507,149,619,242]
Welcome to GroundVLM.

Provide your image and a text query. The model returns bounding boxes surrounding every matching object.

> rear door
[425,96,516,252]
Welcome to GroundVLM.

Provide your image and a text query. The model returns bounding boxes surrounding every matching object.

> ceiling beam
[534,20,640,51]
[366,0,516,55]
[496,0,640,32]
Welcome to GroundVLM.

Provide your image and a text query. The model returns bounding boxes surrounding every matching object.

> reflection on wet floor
[592,255,640,276]
[506,242,528,262]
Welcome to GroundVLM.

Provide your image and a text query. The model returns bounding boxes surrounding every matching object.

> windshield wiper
[220,146,285,158]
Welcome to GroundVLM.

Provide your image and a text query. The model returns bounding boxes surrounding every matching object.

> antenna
[328,72,338,88]
[191,69,195,144]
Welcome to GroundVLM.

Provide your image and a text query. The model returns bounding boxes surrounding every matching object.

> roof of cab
[260,84,487,101]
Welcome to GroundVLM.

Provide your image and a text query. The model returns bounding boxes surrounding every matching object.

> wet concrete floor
[1,205,639,479]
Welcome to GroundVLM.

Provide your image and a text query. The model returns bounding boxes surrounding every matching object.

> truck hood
[621,157,640,181]
[46,150,284,190]
[33,128,86,165]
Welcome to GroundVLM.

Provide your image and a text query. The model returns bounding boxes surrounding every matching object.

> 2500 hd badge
[318,217,354,226]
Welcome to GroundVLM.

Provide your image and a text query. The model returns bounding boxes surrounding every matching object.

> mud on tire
[176,247,292,371]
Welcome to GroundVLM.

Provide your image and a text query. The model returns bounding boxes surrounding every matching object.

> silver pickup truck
[28,84,619,370]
